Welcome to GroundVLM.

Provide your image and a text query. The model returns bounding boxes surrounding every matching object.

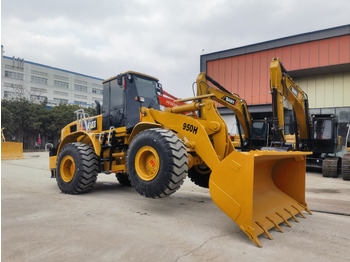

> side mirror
[117,75,123,86]
[156,83,163,95]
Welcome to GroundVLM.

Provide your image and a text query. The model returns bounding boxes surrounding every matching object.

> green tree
[2,98,97,149]
[1,106,15,140]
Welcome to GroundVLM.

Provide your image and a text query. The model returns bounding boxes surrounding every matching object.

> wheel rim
[60,155,75,182]
[194,163,211,175]
[135,146,160,181]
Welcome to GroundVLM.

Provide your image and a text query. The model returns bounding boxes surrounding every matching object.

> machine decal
[87,118,97,131]
[183,123,198,134]
[222,96,237,106]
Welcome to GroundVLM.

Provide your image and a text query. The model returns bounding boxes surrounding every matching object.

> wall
[205,34,350,106]
[295,72,350,108]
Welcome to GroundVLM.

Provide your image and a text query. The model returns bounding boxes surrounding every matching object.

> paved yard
[2,152,350,262]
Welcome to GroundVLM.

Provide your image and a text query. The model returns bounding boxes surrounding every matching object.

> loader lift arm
[270,57,312,149]
[196,72,252,149]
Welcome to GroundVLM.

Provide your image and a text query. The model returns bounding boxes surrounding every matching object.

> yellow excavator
[196,73,269,150]
[49,70,311,247]
[269,57,343,177]
[1,128,24,160]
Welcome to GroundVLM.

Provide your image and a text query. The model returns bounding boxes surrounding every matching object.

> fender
[50,131,101,172]
[128,122,162,144]
[58,131,101,155]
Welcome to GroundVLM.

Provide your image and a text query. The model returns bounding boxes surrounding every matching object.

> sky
[2,0,350,98]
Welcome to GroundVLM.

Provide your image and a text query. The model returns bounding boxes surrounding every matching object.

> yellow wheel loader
[1,128,24,160]
[49,71,311,247]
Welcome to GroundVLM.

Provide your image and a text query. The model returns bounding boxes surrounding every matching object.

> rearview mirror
[156,83,163,95]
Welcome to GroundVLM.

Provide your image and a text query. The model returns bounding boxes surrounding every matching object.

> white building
[1,46,103,108]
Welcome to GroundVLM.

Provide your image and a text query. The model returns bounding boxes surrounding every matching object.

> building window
[4,91,17,98]
[31,75,48,85]
[92,88,103,95]
[30,94,47,103]
[5,71,24,80]
[74,100,87,105]
[54,80,69,89]
[74,84,87,92]
[53,98,68,104]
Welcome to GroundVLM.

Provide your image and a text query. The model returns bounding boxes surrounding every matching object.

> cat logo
[87,118,97,131]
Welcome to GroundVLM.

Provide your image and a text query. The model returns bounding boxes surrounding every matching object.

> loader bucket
[1,142,24,160]
[209,150,311,247]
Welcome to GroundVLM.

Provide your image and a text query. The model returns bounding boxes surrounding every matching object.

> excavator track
[322,157,341,178]
[342,154,350,180]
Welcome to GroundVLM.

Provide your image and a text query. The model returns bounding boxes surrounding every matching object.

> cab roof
[103,71,159,84]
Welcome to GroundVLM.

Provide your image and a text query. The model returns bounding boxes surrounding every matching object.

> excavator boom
[196,72,252,147]
[270,58,312,148]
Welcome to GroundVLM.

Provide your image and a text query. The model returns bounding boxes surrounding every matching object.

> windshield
[251,121,267,139]
[313,119,332,140]
[134,76,158,99]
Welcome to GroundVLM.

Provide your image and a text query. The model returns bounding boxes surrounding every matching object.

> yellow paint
[135,146,160,181]
[1,142,24,160]
[60,155,75,182]
[209,150,311,247]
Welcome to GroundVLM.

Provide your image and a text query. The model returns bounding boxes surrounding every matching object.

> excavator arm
[270,58,312,149]
[196,72,252,147]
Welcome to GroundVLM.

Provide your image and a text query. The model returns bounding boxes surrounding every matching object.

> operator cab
[250,119,269,149]
[311,114,338,154]
[102,71,162,131]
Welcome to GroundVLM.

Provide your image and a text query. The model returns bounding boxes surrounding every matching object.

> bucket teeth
[298,203,312,215]
[292,205,306,218]
[266,216,283,232]
[255,221,273,240]
[284,208,299,222]
[276,212,292,227]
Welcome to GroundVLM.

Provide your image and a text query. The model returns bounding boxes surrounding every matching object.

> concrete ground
[2,152,350,262]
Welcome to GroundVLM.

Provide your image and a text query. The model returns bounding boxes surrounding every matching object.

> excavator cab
[312,114,339,154]
[250,119,269,149]
[102,71,162,131]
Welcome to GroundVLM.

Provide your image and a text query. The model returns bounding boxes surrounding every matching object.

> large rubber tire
[116,173,131,186]
[188,163,211,188]
[127,128,188,198]
[322,157,341,178]
[342,154,350,181]
[56,142,99,194]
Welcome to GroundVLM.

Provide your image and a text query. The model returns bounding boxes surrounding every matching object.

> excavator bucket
[1,142,24,160]
[209,150,311,247]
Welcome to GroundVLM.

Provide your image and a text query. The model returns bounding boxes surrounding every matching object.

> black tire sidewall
[127,129,187,198]
[128,131,169,195]
[188,164,211,188]
[56,143,97,194]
